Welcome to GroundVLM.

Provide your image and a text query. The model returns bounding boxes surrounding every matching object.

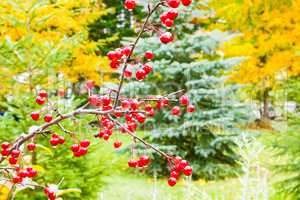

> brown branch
[113,2,163,109]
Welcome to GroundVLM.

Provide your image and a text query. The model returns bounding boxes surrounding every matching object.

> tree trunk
[262,89,270,120]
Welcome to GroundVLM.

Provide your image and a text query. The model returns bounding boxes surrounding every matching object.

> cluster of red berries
[1,142,21,165]
[27,142,37,152]
[12,166,38,184]
[71,139,90,157]
[171,95,195,116]
[31,90,53,123]
[49,134,65,147]
[128,155,151,168]
[168,156,193,187]
[44,187,56,200]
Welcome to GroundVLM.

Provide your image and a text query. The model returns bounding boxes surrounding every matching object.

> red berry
[124,0,136,11]
[142,63,153,74]
[127,121,137,132]
[168,177,177,187]
[122,46,132,56]
[97,131,105,138]
[18,170,29,178]
[58,88,65,97]
[162,98,169,106]
[144,51,154,60]
[113,140,122,149]
[164,19,174,27]
[170,171,179,179]
[160,12,168,23]
[139,155,150,166]
[144,104,152,112]
[73,151,81,157]
[58,136,65,144]
[12,175,22,184]
[107,51,116,60]
[124,68,132,78]
[50,138,59,146]
[27,143,36,151]
[38,90,48,98]
[166,9,178,20]
[183,166,193,176]
[85,80,94,89]
[171,106,181,116]
[147,108,155,117]
[174,156,182,164]
[27,168,38,178]
[177,159,189,171]
[125,113,133,122]
[101,95,111,106]
[11,149,20,158]
[9,157,18,165]
[71,144,80,152]
[136,113,146,123]
[181,0,192,6]
[160,32,173,44]
[121,99,130,109]
[44,114,53,123]
[35,96,45,105]
[80,140,90,148]
[110,60,120,69]
[1,149,10,156]
[136,68,147,80]
[31,112,40,121]
[114,111,123,118]
[167,0,180,8]
[130,99,139,110]
[187,104,195,113]
[89,95,99,106]
[179,95,189,105]
[1,142,10,149]
[103,134,110,141]
[79,147,88,156]
[128,160,138,168]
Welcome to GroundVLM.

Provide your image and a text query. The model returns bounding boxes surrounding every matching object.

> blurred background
[0,0,299,199]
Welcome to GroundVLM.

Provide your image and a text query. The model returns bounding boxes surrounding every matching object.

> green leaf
[36,144,54,156]
[56,188,82,197]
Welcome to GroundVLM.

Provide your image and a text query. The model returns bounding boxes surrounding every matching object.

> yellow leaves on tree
[0,0,115,98]
[210,0,300,89]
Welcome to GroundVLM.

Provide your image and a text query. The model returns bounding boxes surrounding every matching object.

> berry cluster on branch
[0,0,194,198]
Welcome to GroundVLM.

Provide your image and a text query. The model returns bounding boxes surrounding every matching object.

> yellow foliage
[0,0,115,95]
[210,0,300,88]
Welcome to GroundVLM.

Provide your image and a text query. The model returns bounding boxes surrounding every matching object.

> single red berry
[9,157,18,165]
[85,80,94,89]
[58,136,65,144]
[35,96,45,105]
[124,68,132,78]
[51,133,59,138]
[114,49,123,60]
[110,60,120,69]
[130,99,139,110]
[47,190,56,200]
[122,46,132,56]
[50,138,59,146]
[97,131,105,138]
[183,166,193,176]
[101,95,111,106]
[142,63,153,74]
[114,111,123,118]
[170,171,179,179]
[1,149,10,156]
[103,105,112,111]
[103,134,110,141]
[166,8,178,20]
[58,88,65,97]
[179,95,189,105]
[144,51,154,60]
[147,108,155,117]
[124,0,136,11]
[71,144,80,152]
[174,156,182,164]
[89,95,99,106]
[144,104,152,112]
[162,98,169,106]
[31,112,40,121]
[139,155,150,166]
[128,160,138,168]
[164,18,174,27]
[171,106,181,116]
[136,113,146,123]
[27,168,38,178]
[38,90,48,98]
[27,143,36,152]
[44,187,50,195]
[136,68,147,80]
[181,0,192,6]
[160,12,168,23]
[73,151,81,157]
[12,175,22,184]
[44,114,53,123]
[79,147,88,156]
[121,99,130,109]
[177,159,189,171]
[1,142,10,149]
[168,177,177,187]
[187,104,195,113]
[113,140,122,149]
[167,0,180,8]
[11,149,20,158]
[160,32,173,44]
[107,51,116,60]
[125,113,133,122]
[127,121,137,132]
[80,140,90,148]
[104,129,113,136]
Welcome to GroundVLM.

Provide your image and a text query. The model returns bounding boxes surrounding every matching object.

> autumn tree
[209,0,300,120]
